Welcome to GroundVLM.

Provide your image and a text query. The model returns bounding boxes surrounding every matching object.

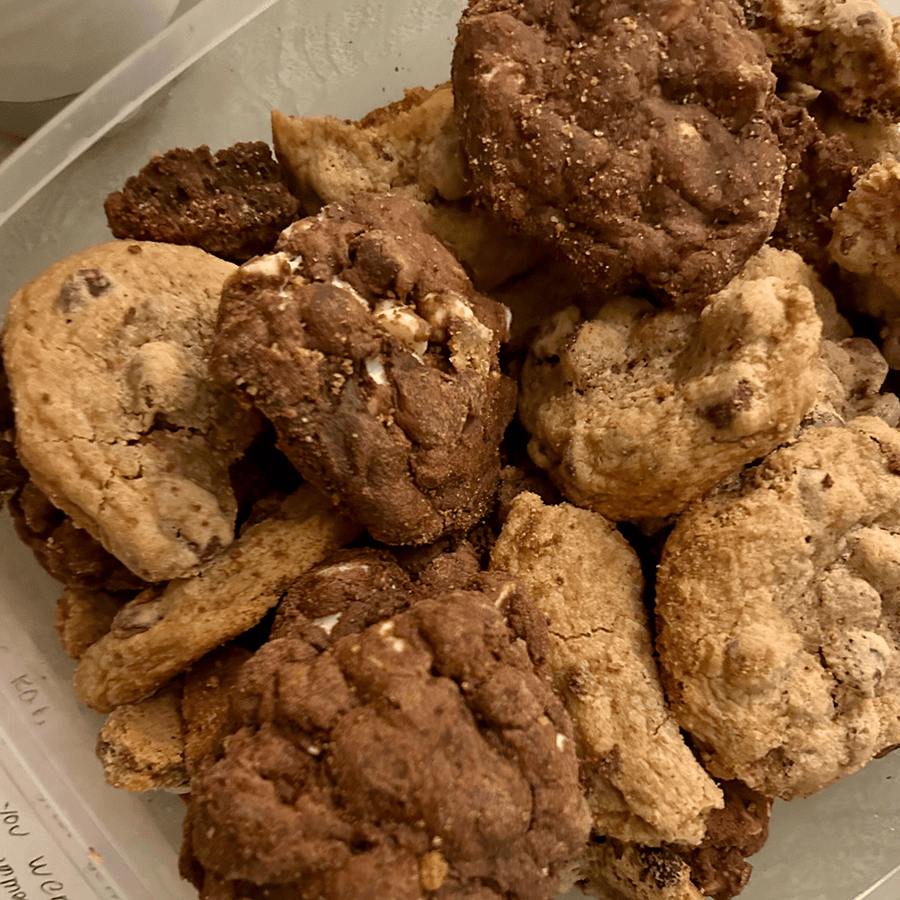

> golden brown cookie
[272,83,538,291]
[491,492,722,845]
[657,417,900,798]
[73,485,361,712]
[518,246,822,521]
[2,240,261,582]
[748,0,900,121]
[97,680,188,793]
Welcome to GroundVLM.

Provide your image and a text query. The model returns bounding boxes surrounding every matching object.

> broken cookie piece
[452,0,785,306]
[181,545,589,900]
[211,194,517,545]
[271,83,539,292]
[105,142,300,263]
[575,781,772,900]
[97,680,188,793]
[2,240,263,582]
[518,246,822,521]
[73,485,361,712]
[657,417,900,798]
[746,0,900,121]
[491,493,723,846]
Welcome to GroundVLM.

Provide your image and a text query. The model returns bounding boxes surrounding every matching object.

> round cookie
[3,240,259,582]
[656,417,900,798]
[211,194,517,546]
[452,0,785,306]
[518,246,823,521]
[181,546,590,900]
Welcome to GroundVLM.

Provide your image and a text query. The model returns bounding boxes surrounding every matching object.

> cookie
[105,142,299,263]
[768,98,865,269]
[747,0,900,120]
[491,492,723,846]
[181,644,251,780]
[9,481,148,593]
[180,546,589,900]
[656,417,900,798]
[73,484,361,712]
[2,240,262,582]
[54,586,128,661]
[271,83,540,291]
[97,680,188,793]
[518,245,822,521]
[452,0,784,306]
[211,194,517,545]
[808,336,900,430]
[828,156,900,367]
[575,782,771,900]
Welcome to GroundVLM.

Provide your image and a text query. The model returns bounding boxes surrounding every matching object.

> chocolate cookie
[211,194,517,545]
[3,240,262,582]
[656,417,900,798]
[180,546,589,900]
[452,0,785,306]
[769,98,865,269]
[518,245,823,521]
[105,142,299,263]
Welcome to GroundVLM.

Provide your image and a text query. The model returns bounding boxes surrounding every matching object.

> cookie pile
[3,0,900,898]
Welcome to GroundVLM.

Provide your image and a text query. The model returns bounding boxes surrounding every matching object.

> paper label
[0,733,122,900]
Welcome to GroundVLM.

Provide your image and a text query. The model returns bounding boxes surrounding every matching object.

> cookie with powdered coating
[491,492,723,847]
[211,194,516,546]
[656,417,900,798]
[2,241,262,583]
[746,0,900,121]
[452,0,784,306]
[518,245,822,521]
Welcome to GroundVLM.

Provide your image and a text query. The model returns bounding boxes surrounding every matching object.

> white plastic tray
[0,1,899,898]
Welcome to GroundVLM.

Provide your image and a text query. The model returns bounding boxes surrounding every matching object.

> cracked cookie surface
[656,417,900,798]
[3,241,260,582]
[491,492,722,846]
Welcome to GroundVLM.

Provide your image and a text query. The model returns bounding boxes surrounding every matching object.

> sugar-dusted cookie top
[452,0,785,306]
[3,240,261,582]
[657,417,900,798]
[518,246,823,520]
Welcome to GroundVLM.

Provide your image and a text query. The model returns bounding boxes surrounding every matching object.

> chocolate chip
[703,380,755,428]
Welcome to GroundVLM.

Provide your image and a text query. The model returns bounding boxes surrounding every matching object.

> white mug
[0,0,179,103]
